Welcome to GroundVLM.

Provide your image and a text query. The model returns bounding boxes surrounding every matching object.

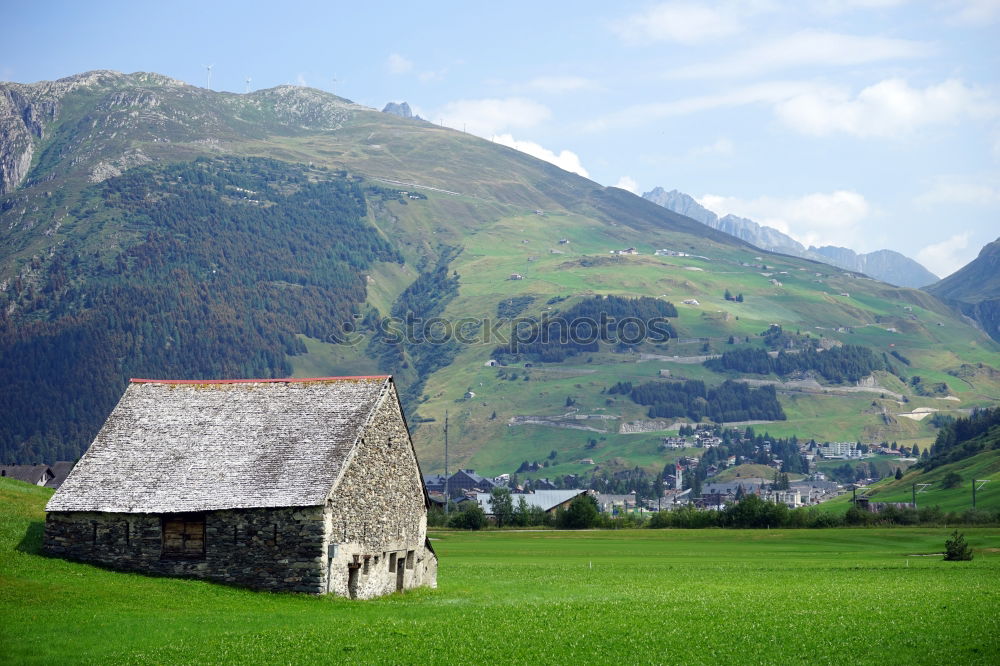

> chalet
[1,464,55,486]
[44,376,437,599]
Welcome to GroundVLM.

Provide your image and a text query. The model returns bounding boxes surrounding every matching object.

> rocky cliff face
[642,187,716,225]
[643,186,939,287]
[925,238,1000,341]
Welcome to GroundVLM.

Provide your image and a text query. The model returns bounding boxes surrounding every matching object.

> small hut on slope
[44,376,436,598]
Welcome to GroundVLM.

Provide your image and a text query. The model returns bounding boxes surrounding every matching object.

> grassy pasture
[2,479,999,664]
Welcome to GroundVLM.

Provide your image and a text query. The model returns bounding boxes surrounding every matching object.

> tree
[941,471,962,489]
[944,530,973,561]
[724,289,733,301]
[736,293,744,303]
[894,467,903,480]
[448,502,486,530]
[557,494,600,529]
[490,487,515,527]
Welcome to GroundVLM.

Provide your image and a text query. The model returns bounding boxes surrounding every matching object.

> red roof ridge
[130,376,391,384]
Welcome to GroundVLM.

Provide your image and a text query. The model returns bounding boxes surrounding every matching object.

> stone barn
[44,376,437,599]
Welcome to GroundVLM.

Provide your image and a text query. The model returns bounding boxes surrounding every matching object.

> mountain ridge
[642,187,938,288]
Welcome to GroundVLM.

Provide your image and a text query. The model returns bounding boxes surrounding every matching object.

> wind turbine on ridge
[202,64,214,90]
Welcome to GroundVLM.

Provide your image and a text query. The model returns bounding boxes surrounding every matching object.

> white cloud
[669,30,930,79]
[295,73,308,87]
[689,137,735,157]
[774,78,995,138]
[612,2,744,44]
[916,179,1000,206]
[946,0,1000,25]
[814,0,910,13]
[437,98,550,137]
[527,76,598,94]
[492,134,589,177]
[614,176,638,193]
[917,232,972,277]
[418,69,447,82]
[584,80,819,131]
[697,190,871,247]
[387,53,413,75]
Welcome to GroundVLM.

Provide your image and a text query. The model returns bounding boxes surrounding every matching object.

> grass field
[2,479,999,664]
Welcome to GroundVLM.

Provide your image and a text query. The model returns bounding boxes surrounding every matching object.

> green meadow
[2,479,998,664]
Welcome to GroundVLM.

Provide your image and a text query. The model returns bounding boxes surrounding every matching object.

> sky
[3,1,999,277]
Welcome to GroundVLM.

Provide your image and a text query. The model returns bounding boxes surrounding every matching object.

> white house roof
[46,376,392,514]
[474,489,585,514]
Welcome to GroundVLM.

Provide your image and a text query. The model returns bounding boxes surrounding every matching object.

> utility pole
[912,483,916,509]
[444,410,449,515]
[973,479,992,509]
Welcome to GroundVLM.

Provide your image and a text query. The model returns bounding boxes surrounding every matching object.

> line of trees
[917,407,1000,471]
[627,379,786,422]
[493,295,676,363]
[704,344,889,383]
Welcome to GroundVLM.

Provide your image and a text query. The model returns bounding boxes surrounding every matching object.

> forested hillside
[0,157,399,463]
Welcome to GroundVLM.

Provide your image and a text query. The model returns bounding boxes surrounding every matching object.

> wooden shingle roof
[46,376,392,514]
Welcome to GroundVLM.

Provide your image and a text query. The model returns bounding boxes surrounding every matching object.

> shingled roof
[46,376,393,514]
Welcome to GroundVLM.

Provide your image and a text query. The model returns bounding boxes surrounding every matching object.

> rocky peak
[642,187,717,225]
[382,101,414,118]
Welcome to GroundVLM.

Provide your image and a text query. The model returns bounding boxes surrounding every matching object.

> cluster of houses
[424,468,589,516]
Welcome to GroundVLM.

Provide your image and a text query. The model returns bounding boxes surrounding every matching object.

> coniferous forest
[0,157,400,464]
[704,344,889,383]
[624,379,786,423]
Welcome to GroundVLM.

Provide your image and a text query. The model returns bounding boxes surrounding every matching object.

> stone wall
[44,505,327,593]
[323,391,437,599]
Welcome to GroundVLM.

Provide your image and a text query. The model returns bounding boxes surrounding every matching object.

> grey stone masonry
[44,506,327,593]
[323,393,437,598]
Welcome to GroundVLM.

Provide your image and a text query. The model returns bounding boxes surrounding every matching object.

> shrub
[944,530,973,561]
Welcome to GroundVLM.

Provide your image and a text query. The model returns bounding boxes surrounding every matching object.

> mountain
[810,246,939,289]
[925,237,1000,342]
[642,187,938,288]
[2,71,998,479]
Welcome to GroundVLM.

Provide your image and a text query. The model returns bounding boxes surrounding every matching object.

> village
[417,424,909,522]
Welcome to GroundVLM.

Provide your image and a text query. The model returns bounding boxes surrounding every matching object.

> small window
[389,552,397,572]
[406,550,415,570]
[161,514,206,559]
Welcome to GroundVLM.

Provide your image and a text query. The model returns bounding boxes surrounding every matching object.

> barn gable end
[43,376,436,596]
[322,387,436,598]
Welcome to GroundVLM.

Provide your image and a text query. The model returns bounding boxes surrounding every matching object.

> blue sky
[4,1,998,276]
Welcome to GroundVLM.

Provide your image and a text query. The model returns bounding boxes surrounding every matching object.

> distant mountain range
[643,188,939,288]
[925,237,1000,342]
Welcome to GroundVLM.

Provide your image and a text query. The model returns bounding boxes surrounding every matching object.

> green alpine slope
[2,71,998,476]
